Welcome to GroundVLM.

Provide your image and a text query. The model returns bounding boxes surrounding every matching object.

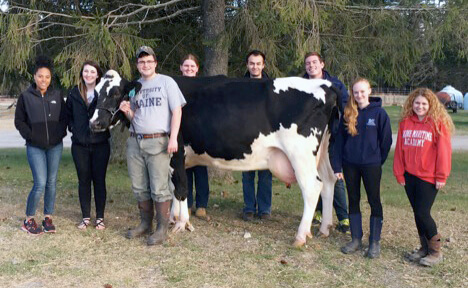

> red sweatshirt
[393,115,452,184]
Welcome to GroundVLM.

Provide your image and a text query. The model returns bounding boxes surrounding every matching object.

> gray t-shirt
[130,74,186,134]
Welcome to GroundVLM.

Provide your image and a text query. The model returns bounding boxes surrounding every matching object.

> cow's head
[89,70,141,132]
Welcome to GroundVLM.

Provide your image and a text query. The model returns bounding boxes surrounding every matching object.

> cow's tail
[170,133,188,201]
[327,85,342,153]
[328,85,342,129]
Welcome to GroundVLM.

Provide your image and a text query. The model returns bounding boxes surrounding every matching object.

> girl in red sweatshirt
[393,88,454,267]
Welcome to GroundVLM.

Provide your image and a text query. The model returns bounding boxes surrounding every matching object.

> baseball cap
[136,46,156,59]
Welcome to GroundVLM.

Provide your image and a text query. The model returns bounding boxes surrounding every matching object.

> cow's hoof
[172,221,194,233]
[317,229,330,237]
[317,231,329,238]
[172,222,185,233]
[293,239,306,248]
[170,216,179,224]
[317,224,332,237]
[186,222,195,232]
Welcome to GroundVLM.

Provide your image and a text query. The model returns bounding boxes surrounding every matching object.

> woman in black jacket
[66,61,110,230]
[15,56,68,235]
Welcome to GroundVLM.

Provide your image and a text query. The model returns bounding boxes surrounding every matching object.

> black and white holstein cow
[90,70,341,247]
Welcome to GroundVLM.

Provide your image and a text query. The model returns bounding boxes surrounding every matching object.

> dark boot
[420,234,443,266]
[126,200,153,239]
[341,213,363,254]
[147,201,171,246]
[405,235,428,262]
[366,216,383,259]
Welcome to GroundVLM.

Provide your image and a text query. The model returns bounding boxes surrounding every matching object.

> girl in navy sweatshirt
[331,78,392,258]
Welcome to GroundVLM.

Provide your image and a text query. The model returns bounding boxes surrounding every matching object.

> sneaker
[21,218,43,235]
[337,219,351,234]
[259,213,271,220]
[242,212,254,221]
[42,217,56,233]
[312,211,322,224]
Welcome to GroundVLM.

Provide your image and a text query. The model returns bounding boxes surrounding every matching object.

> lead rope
[127,88,140,146]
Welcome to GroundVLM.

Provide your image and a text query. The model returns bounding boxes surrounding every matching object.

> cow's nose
[90,120,101,131]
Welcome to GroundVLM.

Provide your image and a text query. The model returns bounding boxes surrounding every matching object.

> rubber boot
[126,199,153,239]
[341,213,363,254]
[147,201,171,246]
[420,234,443,266]
[405,235,428,262]
[366,216,383,259]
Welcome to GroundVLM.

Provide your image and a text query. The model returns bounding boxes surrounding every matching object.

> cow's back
[174,76,338,161]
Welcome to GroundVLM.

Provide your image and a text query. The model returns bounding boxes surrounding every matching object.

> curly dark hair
[33,55,53,74]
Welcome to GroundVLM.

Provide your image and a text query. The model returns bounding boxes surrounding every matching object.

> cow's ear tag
[128,88,136,99]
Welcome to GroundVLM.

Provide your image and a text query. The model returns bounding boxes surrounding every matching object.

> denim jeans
[72,142,110,219]
[316,179,349,221]
[126,137,173,203]
[186,166,210,209]
[242,170,272,215]
[25,142,63,216]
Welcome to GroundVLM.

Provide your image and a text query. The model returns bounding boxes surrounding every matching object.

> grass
[0,148,467,287]
[383,106,468,135]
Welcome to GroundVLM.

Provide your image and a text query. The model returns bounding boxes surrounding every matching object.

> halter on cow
[90,70,341,247]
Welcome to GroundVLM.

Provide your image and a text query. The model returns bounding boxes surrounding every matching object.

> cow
[90,70,341,247]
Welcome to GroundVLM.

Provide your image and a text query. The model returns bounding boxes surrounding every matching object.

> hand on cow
[335,173,344,180]
[167,137,178,154]
[119,101,133,119]
[435,181,445,190]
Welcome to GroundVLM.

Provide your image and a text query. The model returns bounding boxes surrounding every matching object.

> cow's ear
[123,81,142,97]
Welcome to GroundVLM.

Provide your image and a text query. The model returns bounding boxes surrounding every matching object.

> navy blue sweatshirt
[331,97,392,173]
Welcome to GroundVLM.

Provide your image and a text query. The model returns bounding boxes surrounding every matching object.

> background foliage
[0,0,467,96]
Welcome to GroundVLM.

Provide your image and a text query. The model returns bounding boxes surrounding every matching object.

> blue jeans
[316,179,349,221]
[25,142,63,217]
[242,170,272,215]
[186,166,210,209]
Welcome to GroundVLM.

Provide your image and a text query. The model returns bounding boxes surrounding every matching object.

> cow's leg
[317,134,336,236]
[170,197,193,232]
[289,152,322,247]
[168,134,193,232]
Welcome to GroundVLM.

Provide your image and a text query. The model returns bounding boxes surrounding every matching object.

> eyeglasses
[137,60,156,66]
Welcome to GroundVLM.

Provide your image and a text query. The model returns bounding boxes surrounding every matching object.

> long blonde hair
[400,88,455,135]
[344,78,371,136]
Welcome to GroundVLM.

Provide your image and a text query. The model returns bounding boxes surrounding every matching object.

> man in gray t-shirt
[119,46,186,246]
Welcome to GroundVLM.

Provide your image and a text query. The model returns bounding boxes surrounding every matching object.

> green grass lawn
[384,105,468,135]
[0,148,467,287]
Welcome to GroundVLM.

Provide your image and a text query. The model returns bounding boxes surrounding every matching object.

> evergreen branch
[319,33,378,40]
[314,1,449,12]
[6,5,94,19]
[111,6,200,27]
[105,0,186,19]
[32,33,87,44]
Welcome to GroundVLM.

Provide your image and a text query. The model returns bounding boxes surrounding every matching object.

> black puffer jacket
[14,84,68,149]
[66,86,110,146]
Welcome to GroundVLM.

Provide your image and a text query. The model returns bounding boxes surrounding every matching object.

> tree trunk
[202,0,228,76]
[202,0,233,183]
[109,123,129,164]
